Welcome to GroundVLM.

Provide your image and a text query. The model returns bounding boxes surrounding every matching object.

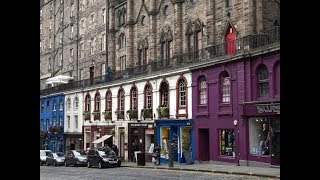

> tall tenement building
[40,0,280,167]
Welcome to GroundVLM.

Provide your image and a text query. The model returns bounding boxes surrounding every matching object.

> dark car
[87,147,121,169]
[64,150,88,167]
[46,152,65,166]
[40,150,52,165]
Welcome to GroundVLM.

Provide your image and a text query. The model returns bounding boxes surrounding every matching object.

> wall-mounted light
[233,120,238,126]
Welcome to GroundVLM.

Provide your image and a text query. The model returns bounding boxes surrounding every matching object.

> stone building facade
[40,0,79,89]
[78,0,108,81]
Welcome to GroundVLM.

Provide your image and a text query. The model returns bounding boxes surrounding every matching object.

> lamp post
[233,120,240,166]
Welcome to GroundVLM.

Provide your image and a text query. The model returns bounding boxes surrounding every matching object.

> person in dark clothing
[112,145,119,156]
[153,144,160,165]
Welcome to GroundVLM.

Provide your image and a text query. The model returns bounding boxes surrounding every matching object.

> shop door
[225,26,236,55]
[270,118,280,165]
[170,126,178,162]
[199,129,210,161]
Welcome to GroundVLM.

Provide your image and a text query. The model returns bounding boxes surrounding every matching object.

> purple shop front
[191,50,280,167]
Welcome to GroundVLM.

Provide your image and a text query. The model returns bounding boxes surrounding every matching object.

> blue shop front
[155,119,194,164]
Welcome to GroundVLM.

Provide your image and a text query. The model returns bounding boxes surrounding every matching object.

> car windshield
[98,150,107,157]
[73,150,87,156]
[98,147,116,156]
[53,153,64,157]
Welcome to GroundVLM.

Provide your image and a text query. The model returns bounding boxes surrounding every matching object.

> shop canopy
[46,75,74,85]
[92,135,112,144]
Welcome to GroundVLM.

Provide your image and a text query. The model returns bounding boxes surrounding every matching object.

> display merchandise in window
[220,129,235,156]
[160,127,169,159]
[249,117,270,156]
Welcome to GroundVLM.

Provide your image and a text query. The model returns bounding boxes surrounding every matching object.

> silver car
[40,150,52,165]
[46,152,65,166]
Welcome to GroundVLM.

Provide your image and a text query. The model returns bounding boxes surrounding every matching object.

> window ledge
[219,103,230,107]
[196,112,209,117]
[218,111,232,116]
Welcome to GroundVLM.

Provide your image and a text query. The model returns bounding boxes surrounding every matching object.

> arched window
[131,86,138,109]
[106,90,112,110]
[119,33,126,49]
[94,92,101,111]
[178,79,187,107]
[221,71,231,103]
[85,94,91,112]
[160,81,169,106]
[198,76,207,105]
[117,88,125,118]
[67,98,71,111]
[225,25,236,54]
[118,8,126,25]
[74,96,79,110]
[145,84,152,108]
[258,64,269,97]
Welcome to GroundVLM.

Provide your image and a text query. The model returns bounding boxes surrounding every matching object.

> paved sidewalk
[121,162,280,179]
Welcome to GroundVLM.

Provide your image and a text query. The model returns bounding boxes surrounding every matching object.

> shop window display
[249,117,270,156]
[219,129,235,156]
[160,127,169,159]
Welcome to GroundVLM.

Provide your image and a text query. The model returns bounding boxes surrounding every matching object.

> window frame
[130,86,138,110]
[220,71,231,103]
[94,92,101,111]
[198,76,207,105]
[257,64,269,98]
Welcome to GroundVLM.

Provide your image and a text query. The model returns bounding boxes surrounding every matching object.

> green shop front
[154,119,194,164]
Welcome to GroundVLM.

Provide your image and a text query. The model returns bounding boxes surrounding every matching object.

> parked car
[40,150,52,165]
[87,147,121,168]
[46,152,65,166]
[64,150,88,167]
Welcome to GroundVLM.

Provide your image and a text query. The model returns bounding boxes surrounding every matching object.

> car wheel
[98,161,103,169]
[54,161,57,166]
[46,161,49,166]
[40,161,42,166]
[87,161,91,168]
[64,161,68,167]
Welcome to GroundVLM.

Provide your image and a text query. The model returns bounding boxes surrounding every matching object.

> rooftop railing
[40,27,280,96]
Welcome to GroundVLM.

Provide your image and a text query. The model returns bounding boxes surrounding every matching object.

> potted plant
[102,109,112,120]
[83,111,91,120]
[156,105,169,118]
[114,109,124,119]
[91,110,100,120]
[141,106,152,119]
[127,108,138,120]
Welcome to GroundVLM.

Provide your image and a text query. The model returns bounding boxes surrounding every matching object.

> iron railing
[40,27,280,96]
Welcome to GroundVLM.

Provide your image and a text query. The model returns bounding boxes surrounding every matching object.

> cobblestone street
[40,166,276,180]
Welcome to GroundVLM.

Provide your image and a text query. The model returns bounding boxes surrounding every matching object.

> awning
[46,75,74,85]
[92,135,112,144]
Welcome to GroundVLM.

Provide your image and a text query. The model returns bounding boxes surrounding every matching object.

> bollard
[168,141,174,167]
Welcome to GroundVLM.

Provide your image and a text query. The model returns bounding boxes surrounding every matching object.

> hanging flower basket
[141,107,152,119]
[127,108,138,120]
[83,111,91,120]
[92,111,101,120]
[156,105,169,118]
[103,110,112,120]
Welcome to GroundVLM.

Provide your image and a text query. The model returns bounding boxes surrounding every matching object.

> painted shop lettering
[256,103,280,114]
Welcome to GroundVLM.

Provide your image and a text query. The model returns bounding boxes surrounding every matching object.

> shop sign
[256,102,280,114]
[130,123,148,127]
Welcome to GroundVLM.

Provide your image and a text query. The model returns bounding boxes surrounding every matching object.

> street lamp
[233,120,240,166]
